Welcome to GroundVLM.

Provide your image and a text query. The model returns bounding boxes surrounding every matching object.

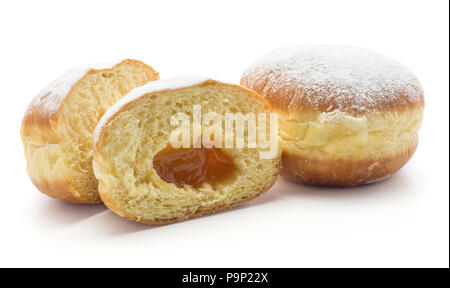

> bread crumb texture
[21,60,159,203]
[93,78,280,224]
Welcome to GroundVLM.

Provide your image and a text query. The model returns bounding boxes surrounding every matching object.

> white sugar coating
[242,45,424,113]
[93,75,210,144]
[26,60,124,118]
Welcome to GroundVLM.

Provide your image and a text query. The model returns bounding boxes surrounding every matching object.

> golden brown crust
[240,45,425,115]
[31,180,99,204]
[280,140,418,186]
[240,74,424,115]
[21,60,159,203]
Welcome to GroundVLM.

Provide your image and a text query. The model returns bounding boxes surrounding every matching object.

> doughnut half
[241,45,424,186]
[21,60,159,203]
[93,77,281,224]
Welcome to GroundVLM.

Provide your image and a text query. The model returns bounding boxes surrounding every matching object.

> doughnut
[92,76,281,224]
[241,45,424,186]
[21,60,159,203]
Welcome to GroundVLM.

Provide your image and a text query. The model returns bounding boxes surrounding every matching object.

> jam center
[153,146,235,188]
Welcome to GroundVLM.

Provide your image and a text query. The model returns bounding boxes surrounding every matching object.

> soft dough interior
[94,83,280,223]
[57,63,157,202]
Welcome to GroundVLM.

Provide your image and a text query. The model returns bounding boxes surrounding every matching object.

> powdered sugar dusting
[25,60,124,119]
[93,75,210,144]
[242,45,424,114]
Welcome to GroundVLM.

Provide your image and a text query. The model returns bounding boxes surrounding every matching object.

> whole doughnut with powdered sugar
[241,44,424,186]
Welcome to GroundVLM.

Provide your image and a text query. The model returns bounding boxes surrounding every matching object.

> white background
[0,0,448,268]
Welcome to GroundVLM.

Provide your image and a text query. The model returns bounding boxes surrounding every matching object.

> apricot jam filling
[153,146,236,188]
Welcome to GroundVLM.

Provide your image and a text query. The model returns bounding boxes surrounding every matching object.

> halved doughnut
[93,77,281,224]
[21,60,159,203]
